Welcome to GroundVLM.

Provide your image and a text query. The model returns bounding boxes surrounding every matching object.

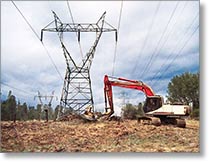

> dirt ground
[1,119,199,152]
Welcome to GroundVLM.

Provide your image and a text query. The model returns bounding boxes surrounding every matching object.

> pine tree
[167,72,199,117]
[6,91,17,122]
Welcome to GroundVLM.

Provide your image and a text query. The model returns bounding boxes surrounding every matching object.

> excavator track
[159,117,186,128]
[137,116,161,126]
[176,119,186,128]
[151,117,161,126]
[137,115,186,128]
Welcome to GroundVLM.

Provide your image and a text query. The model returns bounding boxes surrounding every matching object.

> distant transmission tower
[34,91,58,122]
[41,11,117,118]
[120,91,128,107]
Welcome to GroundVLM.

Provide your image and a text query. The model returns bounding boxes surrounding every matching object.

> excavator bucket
[80,106,97,121]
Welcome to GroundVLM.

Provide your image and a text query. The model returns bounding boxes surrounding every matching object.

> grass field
[1,119,199,152]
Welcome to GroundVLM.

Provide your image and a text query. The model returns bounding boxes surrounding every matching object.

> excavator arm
[103,75,155,118]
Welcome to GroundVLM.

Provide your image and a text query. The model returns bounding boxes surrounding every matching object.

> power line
[132,1,161,74]
[41,44,64,81]
[143,1,188,76]
[1,82,35,96]
[112,0,123,76]
[151,12,199,83]
[138,1,180,79]
[11,1,40,41]
[131,2,190,99]
[11,0,64,81]
[66,0,75,24]
[150,11,199,86]
[151,25,199,88]
[66,0,84,59]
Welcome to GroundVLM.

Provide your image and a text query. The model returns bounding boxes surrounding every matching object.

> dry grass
[1,119,199,152]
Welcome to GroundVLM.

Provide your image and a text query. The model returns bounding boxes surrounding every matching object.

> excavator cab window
[143,96,162,113]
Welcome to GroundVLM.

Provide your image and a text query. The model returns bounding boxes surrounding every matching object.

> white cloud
[1,1,199,114]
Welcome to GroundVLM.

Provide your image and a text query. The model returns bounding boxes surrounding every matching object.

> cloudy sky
[1,0,199,115]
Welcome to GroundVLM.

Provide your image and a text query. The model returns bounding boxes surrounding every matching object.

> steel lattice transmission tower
[41,11,117,118]
[34,91,58,122]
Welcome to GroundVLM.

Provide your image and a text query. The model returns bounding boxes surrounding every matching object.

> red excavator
[101,75,192,128]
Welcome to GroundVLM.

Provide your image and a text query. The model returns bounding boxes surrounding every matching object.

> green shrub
[190,108,199,119]
[122,104,138,119]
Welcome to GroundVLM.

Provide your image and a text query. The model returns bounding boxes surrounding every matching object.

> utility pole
[34,91,58,122]
[41,11,117,119]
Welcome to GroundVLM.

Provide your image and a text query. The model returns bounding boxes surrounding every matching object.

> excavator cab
[143,96,163,113]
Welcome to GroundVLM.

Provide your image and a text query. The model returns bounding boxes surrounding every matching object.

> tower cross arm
[41,23,117,33]
[40,11,117,42]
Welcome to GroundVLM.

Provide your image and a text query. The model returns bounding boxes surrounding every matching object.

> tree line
[1,91,59,122]
[1,72,199,121]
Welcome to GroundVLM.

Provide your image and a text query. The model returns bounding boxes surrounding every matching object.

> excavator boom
[104,75,155,96]
[104,75,155,117]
